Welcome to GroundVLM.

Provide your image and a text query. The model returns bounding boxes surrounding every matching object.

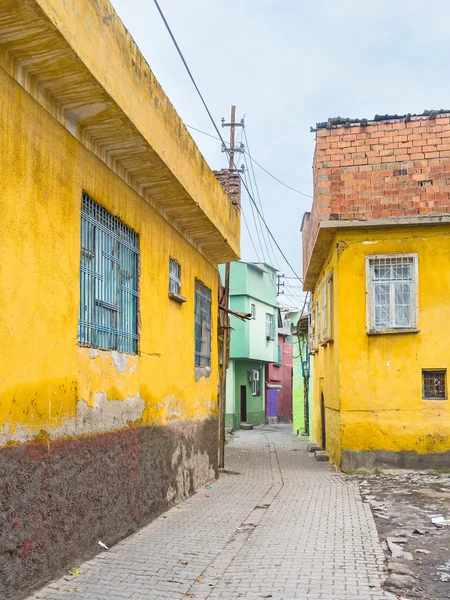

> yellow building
[302,112,450,472]
[0,0,239,596]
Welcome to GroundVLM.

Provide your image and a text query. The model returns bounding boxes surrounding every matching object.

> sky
[111,0,450,308]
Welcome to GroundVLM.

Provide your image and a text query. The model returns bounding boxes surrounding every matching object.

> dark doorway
[320,393,326,450]
[240,385,247,422]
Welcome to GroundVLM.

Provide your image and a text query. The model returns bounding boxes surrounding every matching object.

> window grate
[79,193,139,354]
[169,258,181,294]
[194,280,212,367]
[423,370,446,400]
[367,254,417,332]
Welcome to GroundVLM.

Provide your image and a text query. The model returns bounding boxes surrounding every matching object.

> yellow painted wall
[337,225,450,460]
[32,0,240,257]
[309,237,341,465]
[0,62,221,446]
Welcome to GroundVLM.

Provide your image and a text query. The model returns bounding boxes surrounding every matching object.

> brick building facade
[302,111,450,471]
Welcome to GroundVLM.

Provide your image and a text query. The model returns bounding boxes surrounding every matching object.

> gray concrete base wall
[0,419,218,600]
[341,448,450,472]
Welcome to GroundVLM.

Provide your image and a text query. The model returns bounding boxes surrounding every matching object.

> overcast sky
[111,0,450,308]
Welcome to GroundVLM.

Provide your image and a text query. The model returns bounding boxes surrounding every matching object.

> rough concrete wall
[341,448,450,473]
[0,419,217,600]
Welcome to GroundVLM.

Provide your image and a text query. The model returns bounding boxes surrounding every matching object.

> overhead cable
[152,0,304,286]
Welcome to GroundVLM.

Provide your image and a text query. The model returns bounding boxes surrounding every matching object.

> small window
[251,369,260,396]
[422,370,447,400]
[316,271,333,345]
[194,280,212,367]
[265,313,275,340]
[78,193,139,354]
[275,344,282,367]
[366,254,418,333]
[250,304,256,319]
[169,258,181,294]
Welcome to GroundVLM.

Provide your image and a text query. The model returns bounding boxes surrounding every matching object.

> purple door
[267,388,278,419]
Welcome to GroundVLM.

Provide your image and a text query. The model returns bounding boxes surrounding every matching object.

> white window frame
[366,253,419,335]
[250,303,256,319]
[252,369,260,396]
[265,313,275,340]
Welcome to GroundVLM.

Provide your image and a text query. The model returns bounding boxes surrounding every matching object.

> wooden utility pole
[219,105,239,469]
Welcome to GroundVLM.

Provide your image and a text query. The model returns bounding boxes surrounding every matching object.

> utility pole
[218,105,244,469]
[276,273,285,297]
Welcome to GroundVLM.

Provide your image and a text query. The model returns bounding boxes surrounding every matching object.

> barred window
[250,303,256,319]
[194,280,212,367]
[423,370,447,400]
[79,193,139,354]
[366,254,418,333]
[169,258,181,294]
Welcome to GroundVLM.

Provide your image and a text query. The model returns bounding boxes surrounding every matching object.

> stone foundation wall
[341,448,450,473]
[0,419,218,600]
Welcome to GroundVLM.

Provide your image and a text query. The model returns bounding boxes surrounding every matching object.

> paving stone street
[28,426,396,600]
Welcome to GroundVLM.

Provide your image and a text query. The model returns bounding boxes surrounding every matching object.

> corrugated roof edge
[311,109,450,131]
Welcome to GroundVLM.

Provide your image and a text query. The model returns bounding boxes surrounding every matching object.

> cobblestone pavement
[28,426,396,600]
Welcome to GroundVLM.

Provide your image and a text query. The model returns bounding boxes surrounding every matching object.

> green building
[220,262,278,429]
[287,311,313,438]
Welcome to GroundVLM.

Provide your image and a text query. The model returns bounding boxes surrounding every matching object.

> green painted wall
[219,261,278,429]
[292,332,313,438]
[225,359,265,428]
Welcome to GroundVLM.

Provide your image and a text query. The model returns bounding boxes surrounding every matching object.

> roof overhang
[303,215,450,291]
[0,0,240,263]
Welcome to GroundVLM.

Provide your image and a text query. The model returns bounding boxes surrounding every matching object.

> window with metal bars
[78,193,139,354]
[194,280,212,367]
[169,258,181,294]
[366,254,418,333]
[422,370,447,400]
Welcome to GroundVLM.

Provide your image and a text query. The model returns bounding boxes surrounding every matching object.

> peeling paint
[111,351,127,373]
[0,393,144,445]
[90,349,99,359]
[195,366,212,381]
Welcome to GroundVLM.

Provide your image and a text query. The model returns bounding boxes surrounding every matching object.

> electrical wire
[241,205,261,262]
[242,152,271,264]
[152,0,304,286]
[242,168,267,262]
[243,128,280,269]
[185,123,312,199]
[247,153,313,198]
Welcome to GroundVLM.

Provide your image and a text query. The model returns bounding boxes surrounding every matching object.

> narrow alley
[28,426,395,600]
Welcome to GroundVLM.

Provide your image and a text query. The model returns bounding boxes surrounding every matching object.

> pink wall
[266,333,293,422]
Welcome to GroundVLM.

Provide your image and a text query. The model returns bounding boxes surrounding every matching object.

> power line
[152,0,303,285]
[242,151,271,264]
[242,167,266,262]
[241,205,261,261]
[185,123,312,199]
[247,153,313,199]
[243,128,280,270]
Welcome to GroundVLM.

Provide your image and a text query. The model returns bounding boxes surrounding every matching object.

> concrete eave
[303,214,450,291]
[0,0,240,263]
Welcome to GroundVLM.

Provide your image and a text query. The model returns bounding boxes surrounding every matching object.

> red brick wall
[302,115,450,277]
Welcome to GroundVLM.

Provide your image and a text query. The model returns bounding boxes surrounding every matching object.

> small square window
[422,370,447,400]
[169,258,181,294]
